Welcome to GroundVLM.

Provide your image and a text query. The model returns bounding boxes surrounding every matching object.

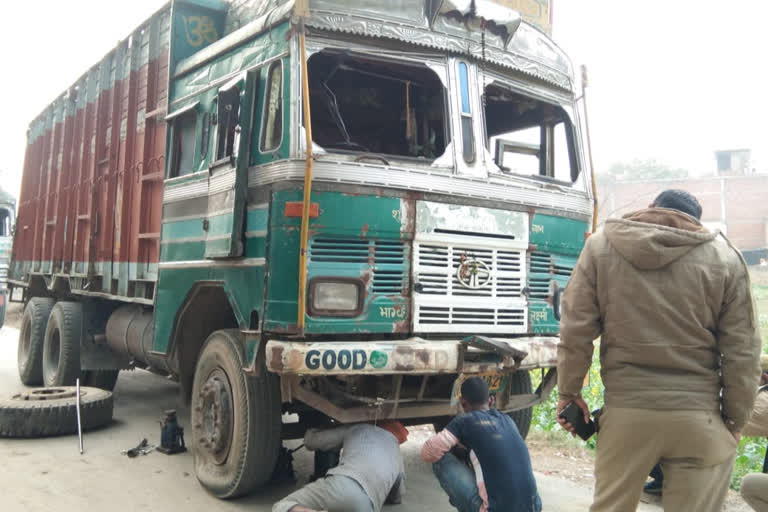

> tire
[0,386,113,438]
[508,370,533,440]
[83,370,120,391]
[42,302,83,387]
[17,297,55,386]
[191,329,282,498]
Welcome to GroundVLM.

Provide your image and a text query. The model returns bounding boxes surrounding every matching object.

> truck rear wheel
[42,302,83,387]
[191,329,281,498]
[17,297,55,385]
[508,370,533,440]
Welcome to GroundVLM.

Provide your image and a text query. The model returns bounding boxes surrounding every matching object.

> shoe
[643,479,663,496]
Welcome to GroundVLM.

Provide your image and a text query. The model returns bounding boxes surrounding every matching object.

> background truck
[10,0,593,498]
[0,187,15,328]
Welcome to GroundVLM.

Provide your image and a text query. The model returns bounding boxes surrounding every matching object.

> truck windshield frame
[306,49,451,163]
[484,81,581,184]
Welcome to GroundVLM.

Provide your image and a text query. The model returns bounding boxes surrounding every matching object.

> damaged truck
[10,0,594,498]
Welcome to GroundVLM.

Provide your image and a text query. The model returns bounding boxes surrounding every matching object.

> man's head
[459,377,491,412]
[651,189,702,220]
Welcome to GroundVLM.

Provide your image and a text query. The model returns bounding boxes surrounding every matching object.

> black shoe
[643,479,663,496]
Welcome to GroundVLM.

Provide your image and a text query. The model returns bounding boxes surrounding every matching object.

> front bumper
[265,336,558,375]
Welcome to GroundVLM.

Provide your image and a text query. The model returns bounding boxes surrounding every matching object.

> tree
[598,158,689,185]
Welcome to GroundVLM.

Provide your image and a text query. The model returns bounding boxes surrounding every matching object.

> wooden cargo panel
[11,6,171,301]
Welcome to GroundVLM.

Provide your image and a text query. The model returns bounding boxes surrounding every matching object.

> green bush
[531,284,768,490]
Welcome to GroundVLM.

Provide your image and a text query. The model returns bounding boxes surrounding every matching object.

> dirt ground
[0,302,753,511]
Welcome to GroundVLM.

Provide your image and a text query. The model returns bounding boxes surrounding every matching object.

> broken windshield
[484,82,580,184]
[307,51,450,161]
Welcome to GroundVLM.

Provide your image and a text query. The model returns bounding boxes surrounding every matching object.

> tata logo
[456,253,491,289]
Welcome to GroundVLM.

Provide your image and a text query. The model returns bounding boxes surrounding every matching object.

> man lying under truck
[272,421,408,512]
[421,377,542,512]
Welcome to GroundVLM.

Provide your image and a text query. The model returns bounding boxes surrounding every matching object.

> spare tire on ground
[0,386,113,438]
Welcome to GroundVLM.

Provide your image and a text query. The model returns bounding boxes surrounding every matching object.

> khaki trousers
[741,473,768,512]
[743,391,768,438]
[590,407,737,512]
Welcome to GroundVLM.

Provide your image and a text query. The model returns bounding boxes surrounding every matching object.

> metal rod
[76,378,83,454]
[297,26,314,330]
[417,375,429,401]
[580,64,599,233]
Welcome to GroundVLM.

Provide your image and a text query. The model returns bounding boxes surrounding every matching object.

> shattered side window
[307,51,449,161]
[260,60,283,153]
[170,111,197,178]
[485,83,580,183]
[216,87,240,160]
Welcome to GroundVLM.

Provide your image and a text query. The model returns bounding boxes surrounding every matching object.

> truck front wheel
[508,370,533,440]
[191,329,281,499]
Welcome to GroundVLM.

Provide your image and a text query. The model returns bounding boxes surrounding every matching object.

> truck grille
[416,244,524,298]
[528,252,575,299]
[414,242,527,333]
[418,306,525,326]
[309,238,407,295]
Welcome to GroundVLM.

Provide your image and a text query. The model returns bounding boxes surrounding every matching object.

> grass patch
[531,284,768,490]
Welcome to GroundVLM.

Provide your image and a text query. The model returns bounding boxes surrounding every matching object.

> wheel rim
[14,387,80,401]
[19,316,32,367]
[45,329,61,375]
[195,368,234,465]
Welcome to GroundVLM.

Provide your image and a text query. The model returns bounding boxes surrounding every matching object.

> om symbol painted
[182,15,219,47]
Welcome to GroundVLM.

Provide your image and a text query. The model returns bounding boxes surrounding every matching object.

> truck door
[204,72,257,258]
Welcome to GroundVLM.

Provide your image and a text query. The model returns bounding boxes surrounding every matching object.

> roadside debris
[122,438,156,458]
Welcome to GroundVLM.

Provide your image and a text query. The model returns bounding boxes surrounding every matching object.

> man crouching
[421,377,541,512]
[273,420,407,512]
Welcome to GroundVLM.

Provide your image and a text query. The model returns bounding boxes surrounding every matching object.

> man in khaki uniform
[556,189,762,512]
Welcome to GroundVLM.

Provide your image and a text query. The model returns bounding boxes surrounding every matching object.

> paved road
[0,314,659,511]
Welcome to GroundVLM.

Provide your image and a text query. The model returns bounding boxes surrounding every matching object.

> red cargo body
[13,6,171,301]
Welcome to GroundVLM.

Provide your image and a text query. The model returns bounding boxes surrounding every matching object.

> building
[599,172,768,260]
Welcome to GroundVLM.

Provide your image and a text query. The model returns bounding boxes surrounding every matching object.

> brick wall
[600,175,768,250]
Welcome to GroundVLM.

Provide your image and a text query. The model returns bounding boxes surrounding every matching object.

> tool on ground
[75,378,83,454]
[157,409,187,455]
[122,438,156,457]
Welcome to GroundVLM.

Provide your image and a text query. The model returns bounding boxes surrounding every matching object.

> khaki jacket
[557,208,761,432]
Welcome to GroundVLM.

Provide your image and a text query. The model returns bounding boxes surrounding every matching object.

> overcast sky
[0,0,765,199]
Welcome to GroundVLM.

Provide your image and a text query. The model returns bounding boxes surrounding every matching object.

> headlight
[309,279,363,317]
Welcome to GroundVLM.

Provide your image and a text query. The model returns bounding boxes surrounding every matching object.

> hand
[761,372,768,386]
[556,396,591,437]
